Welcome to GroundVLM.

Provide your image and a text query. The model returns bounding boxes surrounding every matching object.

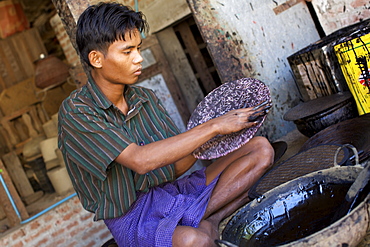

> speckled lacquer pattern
[187,78,271,160]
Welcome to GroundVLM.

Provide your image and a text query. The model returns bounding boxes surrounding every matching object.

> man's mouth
[134,67,142,76]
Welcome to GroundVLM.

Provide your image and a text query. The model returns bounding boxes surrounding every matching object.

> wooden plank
[138,35,190,124]
[175,22,217,94]
[141,34,158,49]
[139,63,162,81]
[1,106,31,122]
[142,0,191,33]
[153,50,190,122]
[0,28,47,90]
[156,28,204,112]
[40,81,76,117]
[0,77,40,116]
[10,33,35,79]
[2,152,35,198]
[9,31,35,78]
[0,43,11,91]
[25,28,48,59]
[273,0,305,15]
[0,40,22,87]
[0,62,6,93]
[4,34,28,85]
[0,204,5,221]
[0,160,29,227]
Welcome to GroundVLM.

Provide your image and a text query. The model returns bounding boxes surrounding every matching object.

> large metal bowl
[219,166,369,247]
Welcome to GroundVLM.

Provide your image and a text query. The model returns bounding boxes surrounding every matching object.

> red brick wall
[49,13,79,66]
[0,196,112,247]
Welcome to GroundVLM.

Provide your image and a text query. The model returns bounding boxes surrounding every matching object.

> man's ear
[88,51,103,69]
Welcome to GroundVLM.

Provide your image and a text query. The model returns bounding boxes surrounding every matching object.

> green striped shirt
[58,79,180,220]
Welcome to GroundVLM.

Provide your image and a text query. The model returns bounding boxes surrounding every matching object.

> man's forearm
[115,120,219,174]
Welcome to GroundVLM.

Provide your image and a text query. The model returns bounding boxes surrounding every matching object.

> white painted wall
[311,0,370,35]
[202,0,321,140]
[137,74,186,132]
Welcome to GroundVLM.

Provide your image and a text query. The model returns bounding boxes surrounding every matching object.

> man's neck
[91,71,129,114]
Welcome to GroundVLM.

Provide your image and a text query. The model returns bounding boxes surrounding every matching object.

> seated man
[58,2,274,247]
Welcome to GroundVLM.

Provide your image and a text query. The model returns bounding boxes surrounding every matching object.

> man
[58,2,274,247]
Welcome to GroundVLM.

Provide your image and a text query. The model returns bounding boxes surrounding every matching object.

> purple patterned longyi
[187,78,271,160]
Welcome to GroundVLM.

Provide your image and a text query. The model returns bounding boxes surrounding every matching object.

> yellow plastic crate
[334,33,370,115]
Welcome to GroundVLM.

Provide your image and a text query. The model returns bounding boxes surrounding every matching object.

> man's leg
[172,136,274,246]
[204,136,274,218]
[172,221,218,247]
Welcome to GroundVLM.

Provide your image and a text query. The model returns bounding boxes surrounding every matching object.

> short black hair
[76,2,148,68]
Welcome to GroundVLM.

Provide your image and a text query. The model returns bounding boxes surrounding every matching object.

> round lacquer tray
[187,78,271,160]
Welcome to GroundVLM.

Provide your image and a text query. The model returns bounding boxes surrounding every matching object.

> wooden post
[156,28,205,112]
[186,0,248,83]
[0,160,29,227]
[2,152,34,198]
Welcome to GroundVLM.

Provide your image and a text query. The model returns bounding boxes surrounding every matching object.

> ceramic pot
[39,137,58,162]
[47,166,73,196]
[34,54,69,89]
[284,92,358,137]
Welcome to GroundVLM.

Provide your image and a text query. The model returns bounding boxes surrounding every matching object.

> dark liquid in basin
[241,183,351,246]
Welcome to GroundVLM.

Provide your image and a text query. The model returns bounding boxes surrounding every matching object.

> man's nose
[133,51,143,64]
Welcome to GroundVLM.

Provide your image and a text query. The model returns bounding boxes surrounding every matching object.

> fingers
[223,99,272,127]
[215,106,266,135]
[248,109,270,121]
[251,100,270,110]
[248,100,272,122]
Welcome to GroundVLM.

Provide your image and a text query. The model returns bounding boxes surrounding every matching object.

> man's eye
[123,51,131,54]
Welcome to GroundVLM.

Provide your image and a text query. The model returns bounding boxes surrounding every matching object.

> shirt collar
[86,78,149,111]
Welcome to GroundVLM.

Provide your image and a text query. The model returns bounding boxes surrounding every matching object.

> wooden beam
[273,0,308,15]
[142,0,191,33]
[2,152,34,199]
[156,27,205,112]
[0,160,29,227]
[186,1,249,83]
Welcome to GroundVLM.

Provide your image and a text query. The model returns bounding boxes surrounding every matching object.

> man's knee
[249,136,274,167]
[173,226,213,247]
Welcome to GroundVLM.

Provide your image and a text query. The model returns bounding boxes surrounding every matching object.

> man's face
[96,29,143,85]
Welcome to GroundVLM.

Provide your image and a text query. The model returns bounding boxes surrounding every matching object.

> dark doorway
[173,17,222,95]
